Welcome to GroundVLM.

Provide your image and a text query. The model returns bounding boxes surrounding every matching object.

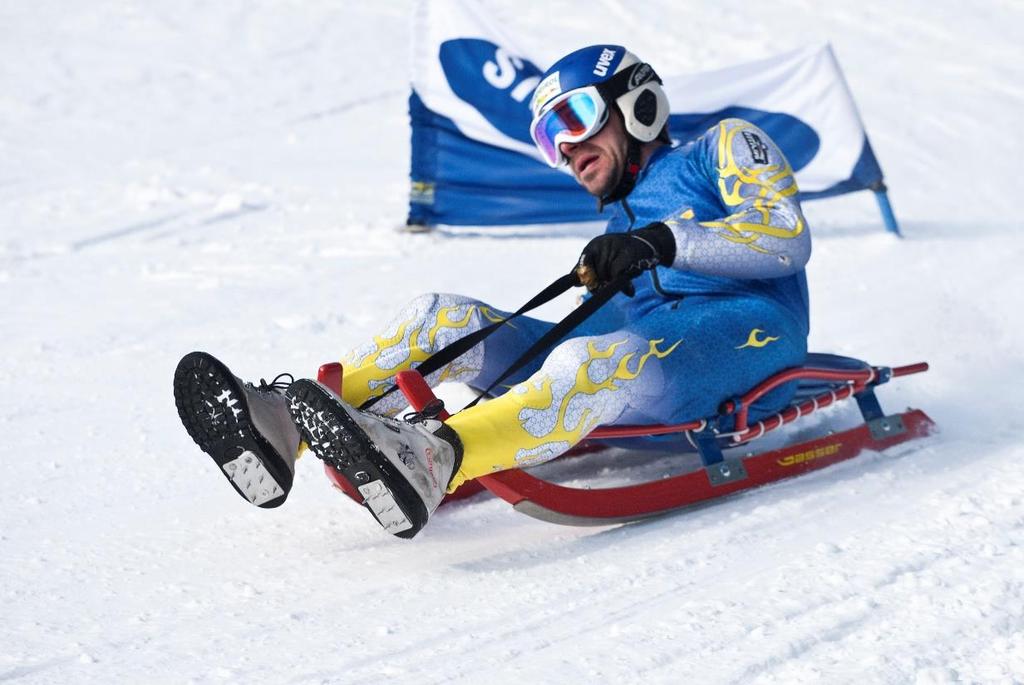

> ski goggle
[529,86,609,168]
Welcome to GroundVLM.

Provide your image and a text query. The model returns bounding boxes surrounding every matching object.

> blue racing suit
[339,119,811,487]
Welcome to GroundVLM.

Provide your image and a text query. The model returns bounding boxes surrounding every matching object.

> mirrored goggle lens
[532,91,602,165]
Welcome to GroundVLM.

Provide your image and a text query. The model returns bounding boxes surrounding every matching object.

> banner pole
[871,182,902,237]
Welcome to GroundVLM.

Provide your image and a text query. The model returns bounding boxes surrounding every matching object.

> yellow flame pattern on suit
[341,304,507,407]
[735,328,781,349]
[447,337,681,490]
[684,120,805,255]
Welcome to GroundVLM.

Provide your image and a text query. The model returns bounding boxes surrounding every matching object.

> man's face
[559,110,628,197]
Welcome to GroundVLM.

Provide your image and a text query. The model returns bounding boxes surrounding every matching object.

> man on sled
[174,45,811,538]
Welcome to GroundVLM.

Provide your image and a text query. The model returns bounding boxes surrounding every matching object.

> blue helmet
[530,45,670,146]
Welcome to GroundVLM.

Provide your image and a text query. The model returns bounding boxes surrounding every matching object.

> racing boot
[174,351,300,508]
[285,378,463,539]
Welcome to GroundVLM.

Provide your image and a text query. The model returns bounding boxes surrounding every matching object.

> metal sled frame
[317,356,934,526]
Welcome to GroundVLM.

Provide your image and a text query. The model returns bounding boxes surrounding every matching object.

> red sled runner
[316,353,934,526]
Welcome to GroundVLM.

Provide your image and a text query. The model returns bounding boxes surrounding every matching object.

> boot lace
[403,399,446,424]
[257,373,294,393]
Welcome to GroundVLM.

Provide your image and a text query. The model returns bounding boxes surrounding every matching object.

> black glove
[575,222,676,296]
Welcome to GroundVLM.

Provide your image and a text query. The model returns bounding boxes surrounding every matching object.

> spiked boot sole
[173,351,293,508]
[285,379,429,539]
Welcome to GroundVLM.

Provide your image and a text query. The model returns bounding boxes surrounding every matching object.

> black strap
[462,271,631,409]
[359,271,579,411]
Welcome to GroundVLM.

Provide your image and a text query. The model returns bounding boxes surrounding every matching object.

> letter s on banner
[483,48,521,88]
[483,47,540,102]
[439,38,544,144]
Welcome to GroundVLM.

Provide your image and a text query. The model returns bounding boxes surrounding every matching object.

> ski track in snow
[2,1,1024,683]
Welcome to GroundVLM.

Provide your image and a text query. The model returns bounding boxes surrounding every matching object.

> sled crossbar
[542,362,928,444]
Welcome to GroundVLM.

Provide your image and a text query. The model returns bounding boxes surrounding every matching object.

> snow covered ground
[3,1,1023,682]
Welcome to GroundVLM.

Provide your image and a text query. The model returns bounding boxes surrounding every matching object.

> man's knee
[378,293,495,377]
[396,293,485,326]
[539,336,595,376]
[539,332,658,379]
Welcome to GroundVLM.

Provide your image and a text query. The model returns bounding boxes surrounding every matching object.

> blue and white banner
[409,0,885,227]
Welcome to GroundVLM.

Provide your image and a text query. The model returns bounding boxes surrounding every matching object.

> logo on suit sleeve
[669,107,819,173]
[741,130,771,164]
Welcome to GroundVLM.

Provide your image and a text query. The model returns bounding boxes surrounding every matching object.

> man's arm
[663,119,810,279]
